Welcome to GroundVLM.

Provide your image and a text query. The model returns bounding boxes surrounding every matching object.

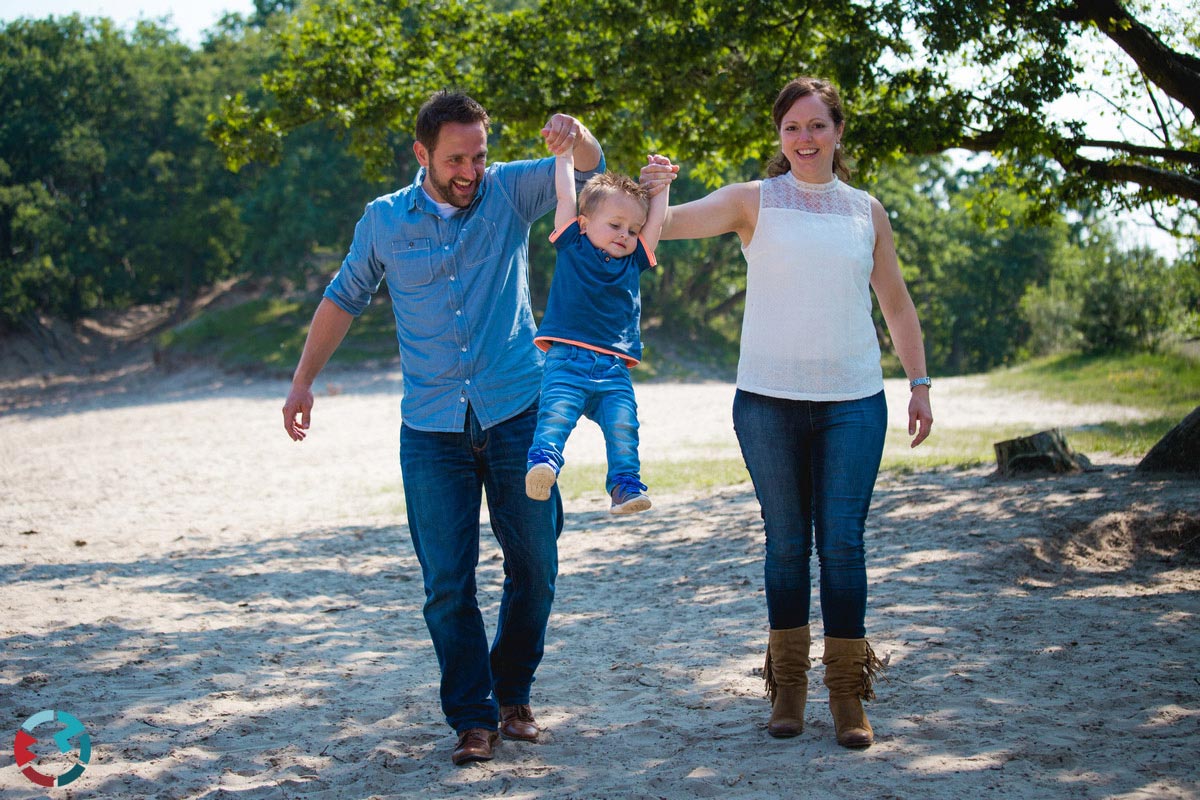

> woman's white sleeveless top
[737,173,883,401]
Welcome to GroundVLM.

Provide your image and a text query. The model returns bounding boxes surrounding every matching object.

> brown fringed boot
[763,625,811,738]
[821,636,884,748]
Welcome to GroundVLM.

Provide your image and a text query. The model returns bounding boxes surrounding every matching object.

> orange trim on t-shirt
[548,218,579,243]
[638,234,657,267]
[534,336,641,368]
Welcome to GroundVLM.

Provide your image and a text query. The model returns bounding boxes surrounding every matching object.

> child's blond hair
[578,172,651,220]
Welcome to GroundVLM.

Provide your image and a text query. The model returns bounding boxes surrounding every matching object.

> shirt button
[460,397,466,403]
[465,379,471,385]
[444,245,450,250]
[455,310,462,316]
[450,276,456,281]
[461,346,467,352]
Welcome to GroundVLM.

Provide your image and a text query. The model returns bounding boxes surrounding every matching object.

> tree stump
[1137,404,1200,474]
[994,429,1094,476]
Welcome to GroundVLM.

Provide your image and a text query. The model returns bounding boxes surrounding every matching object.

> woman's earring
[836,141,842,150]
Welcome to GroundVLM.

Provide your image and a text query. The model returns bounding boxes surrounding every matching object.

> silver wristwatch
[909,377,932,390]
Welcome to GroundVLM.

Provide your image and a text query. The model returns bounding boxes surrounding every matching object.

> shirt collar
[408,166,488,216]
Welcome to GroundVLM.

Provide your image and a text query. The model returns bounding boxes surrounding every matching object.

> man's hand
[540,113,602,170]
[540,113,583,154]
[640,153,679,198]
[283,383,315,442]
[544,131,575,158]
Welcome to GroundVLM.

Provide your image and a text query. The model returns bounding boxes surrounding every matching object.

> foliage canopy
[0,14,388,330]
[213,0,1199,227]
[2,5,1193,377]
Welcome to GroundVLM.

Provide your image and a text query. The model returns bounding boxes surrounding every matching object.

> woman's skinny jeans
[733,388,887,638]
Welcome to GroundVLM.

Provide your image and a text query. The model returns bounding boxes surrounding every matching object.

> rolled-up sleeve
[493,155,606,225]
[324,203,384,317]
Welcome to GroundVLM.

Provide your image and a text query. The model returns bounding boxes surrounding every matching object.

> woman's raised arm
[640,159,760,245]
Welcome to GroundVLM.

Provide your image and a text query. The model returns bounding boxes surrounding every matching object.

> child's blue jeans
[527,344,644,493]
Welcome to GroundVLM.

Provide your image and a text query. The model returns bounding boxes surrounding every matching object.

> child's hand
[640,154,679,197]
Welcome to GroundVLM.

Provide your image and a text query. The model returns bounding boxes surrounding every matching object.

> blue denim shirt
[324,156,603,432]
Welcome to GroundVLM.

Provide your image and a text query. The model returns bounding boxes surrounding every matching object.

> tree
[199,13,397,282]
[212,0,1198,234]
[1022,230,1178,354]
[0,13,394,330]
[0,16,243,325]
[900,0,1199,220]
[864,158,1072,374]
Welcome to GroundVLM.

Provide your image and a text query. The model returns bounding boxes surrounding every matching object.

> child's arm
[639,154,674,254]
[553,147,577,232]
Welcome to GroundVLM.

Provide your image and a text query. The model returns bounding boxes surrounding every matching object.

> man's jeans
[527,344,643,493]
[400,402,562,733]
[732,389,887,639]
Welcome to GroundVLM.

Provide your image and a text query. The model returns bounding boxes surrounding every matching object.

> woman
[643,77,933,748]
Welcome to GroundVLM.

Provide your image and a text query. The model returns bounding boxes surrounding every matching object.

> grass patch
[158,293,399,375]
[987,351,1200,419]
[881,427,1012,472]
[1060,418,1179,458]
[557,458,750,502]
[879,417,1178,472]
[981,351,1195,460]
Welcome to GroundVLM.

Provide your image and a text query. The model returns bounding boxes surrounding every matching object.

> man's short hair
[578,172,650,219]
[415,91,490,152]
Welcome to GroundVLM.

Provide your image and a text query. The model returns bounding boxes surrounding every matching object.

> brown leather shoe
[451,728,498,765]
[499,704,539,742]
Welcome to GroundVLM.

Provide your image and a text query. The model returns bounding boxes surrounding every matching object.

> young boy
[525,142,671,514]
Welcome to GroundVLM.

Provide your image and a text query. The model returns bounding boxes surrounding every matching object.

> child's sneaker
[610,484,651,515]
[525,463,558,501]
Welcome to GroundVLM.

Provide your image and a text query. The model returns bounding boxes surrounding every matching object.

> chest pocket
[458,218,501,270]
[388,237,434,287]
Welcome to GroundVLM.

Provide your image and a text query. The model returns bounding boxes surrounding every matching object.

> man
[282,91,604,765]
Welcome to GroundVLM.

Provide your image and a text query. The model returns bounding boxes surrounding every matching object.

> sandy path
[0,365,1154,539]
[1,363,1196,799]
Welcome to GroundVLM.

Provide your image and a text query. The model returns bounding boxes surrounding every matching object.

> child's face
[579,194,648,259]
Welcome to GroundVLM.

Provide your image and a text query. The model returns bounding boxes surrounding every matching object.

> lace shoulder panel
[761,174,871,220]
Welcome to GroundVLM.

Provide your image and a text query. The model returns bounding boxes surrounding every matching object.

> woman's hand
[908,387,933,448]
[640,154,679,197]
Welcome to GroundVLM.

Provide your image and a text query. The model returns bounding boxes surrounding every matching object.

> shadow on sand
[3,464,1197,798]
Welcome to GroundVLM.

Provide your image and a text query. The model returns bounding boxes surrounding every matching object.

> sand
[1,349,1198,799]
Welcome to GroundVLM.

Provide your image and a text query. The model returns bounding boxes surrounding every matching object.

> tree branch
[1075,139,1200,168]
[1068,155,1200,203]
[705,288,746,322]
[1057,0,1200,115]
[952,131,1200,201]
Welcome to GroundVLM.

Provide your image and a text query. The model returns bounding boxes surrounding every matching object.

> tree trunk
[994,429,1094,476]
[1136,405,1200,474]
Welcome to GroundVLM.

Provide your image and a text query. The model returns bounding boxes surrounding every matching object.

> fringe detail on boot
[859,642,887,702]
[763,642,777,703]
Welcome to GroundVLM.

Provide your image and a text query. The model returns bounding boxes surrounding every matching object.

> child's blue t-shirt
[534,219,656,365]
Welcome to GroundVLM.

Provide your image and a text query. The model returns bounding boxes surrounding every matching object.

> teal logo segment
[13,710,91,787]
